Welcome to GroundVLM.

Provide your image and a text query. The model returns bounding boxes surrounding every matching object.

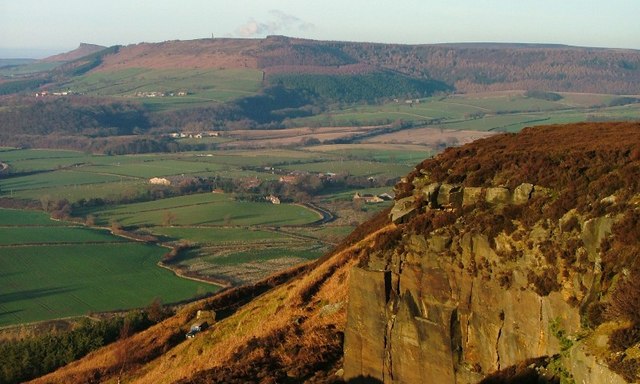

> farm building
[149,177,171,186]
[265,195,281,204]
[353,192,384,204]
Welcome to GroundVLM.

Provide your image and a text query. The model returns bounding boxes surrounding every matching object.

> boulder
[463,187,483,206]
[512,183,534,204]
[390,196,417,223]
[437,184,463,208]
[485,187,511,204]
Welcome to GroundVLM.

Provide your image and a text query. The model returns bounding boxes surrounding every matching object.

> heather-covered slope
[31,122,640,383]
[42,43,107,63]
[89,36,640,94]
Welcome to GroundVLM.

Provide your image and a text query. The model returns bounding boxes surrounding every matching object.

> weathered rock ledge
[344,179,626,383]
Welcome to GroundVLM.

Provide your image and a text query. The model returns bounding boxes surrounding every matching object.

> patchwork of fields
[0,209,219,327]
[290,91,640,133]
[1,90,638,328]
[0,146,404,326]
[61,68,264,111]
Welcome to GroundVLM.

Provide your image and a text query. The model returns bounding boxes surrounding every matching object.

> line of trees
[0,299,171,384]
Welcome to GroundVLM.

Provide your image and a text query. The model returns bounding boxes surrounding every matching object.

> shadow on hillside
[0,286,77,305]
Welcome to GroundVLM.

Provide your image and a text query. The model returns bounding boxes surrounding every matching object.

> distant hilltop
[50,35,640,94]
[41,43,106,62]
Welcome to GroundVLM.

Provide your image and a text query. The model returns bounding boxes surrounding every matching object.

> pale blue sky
[1,0,639,58]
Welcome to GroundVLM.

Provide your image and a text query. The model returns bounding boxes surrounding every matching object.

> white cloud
[235,10,315,37]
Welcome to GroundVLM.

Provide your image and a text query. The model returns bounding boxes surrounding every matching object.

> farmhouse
[353,192,384,204]
[265,195,281,204]
[149,177,171,186]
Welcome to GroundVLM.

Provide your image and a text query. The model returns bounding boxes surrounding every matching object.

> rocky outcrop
[346,174,628,383]
[390,182,543,224]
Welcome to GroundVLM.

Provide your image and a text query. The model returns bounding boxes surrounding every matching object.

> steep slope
[31,122,640,383]
[42,43,107,63]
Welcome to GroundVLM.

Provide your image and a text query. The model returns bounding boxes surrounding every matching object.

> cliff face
[344,122,640,383]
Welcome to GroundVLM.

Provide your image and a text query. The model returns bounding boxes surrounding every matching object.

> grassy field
[0,209,219,327]
[0,170,125,193]
[0,61,61,76]
[0,226,125,245]
[290,91,640,132]
[85,193,321,227]
[62,68,263,110]
[306,144,433,165]
[0,149,342,202]
[0,208,64,226]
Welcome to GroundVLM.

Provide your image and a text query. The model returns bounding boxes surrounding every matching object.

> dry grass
[219,126,378,148]
[364,127,495,146]
[306,143,433,152]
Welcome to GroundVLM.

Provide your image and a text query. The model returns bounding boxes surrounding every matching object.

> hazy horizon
[1,0,639,58]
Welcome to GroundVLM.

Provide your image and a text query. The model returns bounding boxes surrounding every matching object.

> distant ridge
[86,36,640,94]
[41,43,107,62]
[434,42,577,49]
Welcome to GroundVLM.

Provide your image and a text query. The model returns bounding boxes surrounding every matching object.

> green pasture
[0,61,61,76]
[75,158,226,178]
[0,243,219,326]
[289,92,639,132]
[443,94,566,113]
[5,180,147,203]
[0,226,124,245]
[438,114,552,132]
[0,208,62,226]
[0,170,124,193]
[86,193,321,227]
[64,68,263,109]
[309,146,431,165]
[0,148,87,161]
[0,149,91,172]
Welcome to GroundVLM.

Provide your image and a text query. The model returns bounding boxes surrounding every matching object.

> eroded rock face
[344,183,625,383]
[344,239,583,383]
[343,268,390,380]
